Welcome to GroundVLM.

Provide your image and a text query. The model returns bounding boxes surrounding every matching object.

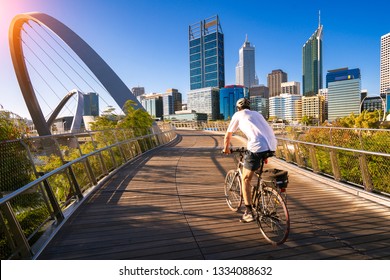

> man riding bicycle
[222,98,277,223]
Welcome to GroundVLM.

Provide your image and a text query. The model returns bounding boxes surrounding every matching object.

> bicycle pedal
[239,219,254,223]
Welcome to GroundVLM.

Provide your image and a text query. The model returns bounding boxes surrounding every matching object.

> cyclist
[223,97,277,223]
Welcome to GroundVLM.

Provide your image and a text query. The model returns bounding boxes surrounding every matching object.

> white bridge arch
[9,12,142,136]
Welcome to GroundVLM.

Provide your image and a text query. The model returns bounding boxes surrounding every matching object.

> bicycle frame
[225,147,290,245]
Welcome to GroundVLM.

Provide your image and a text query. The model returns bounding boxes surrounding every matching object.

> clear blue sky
[1,0,389,119]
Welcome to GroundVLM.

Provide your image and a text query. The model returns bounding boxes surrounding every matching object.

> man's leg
[242,167,255,206]
[240,167,255,222]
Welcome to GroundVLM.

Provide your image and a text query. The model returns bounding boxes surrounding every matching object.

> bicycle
[224,147,290,245]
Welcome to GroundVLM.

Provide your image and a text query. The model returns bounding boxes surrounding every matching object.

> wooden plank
[37,130,390,260]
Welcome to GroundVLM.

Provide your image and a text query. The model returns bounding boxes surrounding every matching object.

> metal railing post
[294,142,304,167]
[0,202,33,259]
[330,149,341,181]
[283,141,292,162]
[358,153,373,192]
[89,132,108,176]
[113,130,127,162]
[38,172,65,222]
[309,146,320,173]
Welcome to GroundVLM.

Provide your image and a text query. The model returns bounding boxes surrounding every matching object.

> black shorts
[243,150,274,171]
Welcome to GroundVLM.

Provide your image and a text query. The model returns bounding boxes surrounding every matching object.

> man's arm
[223,132,233,154]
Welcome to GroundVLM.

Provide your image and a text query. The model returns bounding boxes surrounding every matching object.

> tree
[0,111,32,194]
[334,111,381,129]
[89,106,119,130]
[0,111,28,141]
[301,115,311,126]
[116,100,153,135]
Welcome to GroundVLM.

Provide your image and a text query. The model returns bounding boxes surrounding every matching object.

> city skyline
[0,0,389,119]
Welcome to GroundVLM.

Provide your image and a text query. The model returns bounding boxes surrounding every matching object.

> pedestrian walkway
[37,130,390,260]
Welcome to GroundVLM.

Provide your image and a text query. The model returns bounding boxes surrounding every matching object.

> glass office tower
[302,21,323,97]
[83,92,99,116]
[219,85,249,120]
[189,15,225,90]
[326,68,361,121]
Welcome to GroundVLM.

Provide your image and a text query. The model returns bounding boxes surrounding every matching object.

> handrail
[0,138,129,205]
[0,125,177,260]
[170,121,390,196]
[277,137,390,158]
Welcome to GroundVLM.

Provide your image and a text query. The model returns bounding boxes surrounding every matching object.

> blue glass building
[83,92,99,116]
[326,67,361,87]
[219,85,248,120]
[326,68,362,121]
[385,89,390,114]
[189,16,225,90]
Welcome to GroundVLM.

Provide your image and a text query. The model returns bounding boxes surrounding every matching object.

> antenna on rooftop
[318,10,321,27]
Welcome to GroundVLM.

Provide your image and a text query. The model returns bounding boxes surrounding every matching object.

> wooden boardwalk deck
[37,130,390,260]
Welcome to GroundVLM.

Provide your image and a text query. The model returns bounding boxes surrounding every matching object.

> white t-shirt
[227,109,277,153]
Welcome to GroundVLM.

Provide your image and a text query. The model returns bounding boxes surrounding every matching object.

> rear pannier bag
[262,169,288,189]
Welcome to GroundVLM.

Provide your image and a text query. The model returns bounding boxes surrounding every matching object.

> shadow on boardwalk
[37,130,390,260]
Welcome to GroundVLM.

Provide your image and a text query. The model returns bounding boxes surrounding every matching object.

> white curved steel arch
[46,89,84,133]
[9,12,142,136]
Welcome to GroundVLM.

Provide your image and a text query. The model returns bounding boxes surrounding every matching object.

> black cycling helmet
[236,97,250,109]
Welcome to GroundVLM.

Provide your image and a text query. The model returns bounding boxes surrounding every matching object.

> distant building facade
[235,36,258,88]
[162,88,182,116]
[302,21,323,97]
[131,87,145,97]
[269,93,302,123]
[219,85,249,120]
[361,96,385,113]
[250,96,269,119]
[141,93,163,119]
[302,95,326,125]
[327,68,361,121]
[83,92,99,116]
[380,33,390,96]
[267,69,287,97]
[187,87,220,120]
[189,15,225,90]
[164,110,208,121]
[281,81,300,95]
[386,89,390,115]
[249,84,269,98]
[249,85,269,118]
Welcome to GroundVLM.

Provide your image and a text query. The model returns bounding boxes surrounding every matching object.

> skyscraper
[302,14,323,97]
[267,69,287,97]
[83,92,99,116]
[327,68,361,121]
[189,15,225,90]
[380,33,390,96]
[235,35,258,88]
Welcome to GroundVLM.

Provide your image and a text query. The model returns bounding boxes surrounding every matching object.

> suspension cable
[34,21,122,115]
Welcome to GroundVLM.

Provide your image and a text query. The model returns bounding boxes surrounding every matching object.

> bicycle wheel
[253,185,289,245]
[224,170,242,212]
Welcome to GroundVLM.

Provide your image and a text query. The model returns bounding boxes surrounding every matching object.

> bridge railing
[0,123,176,259]
[274,125,390,195]
[171,121,390,195]
[276,137,390,194]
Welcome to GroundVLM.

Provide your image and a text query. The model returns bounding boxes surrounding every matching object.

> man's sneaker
[240,211,254,223]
